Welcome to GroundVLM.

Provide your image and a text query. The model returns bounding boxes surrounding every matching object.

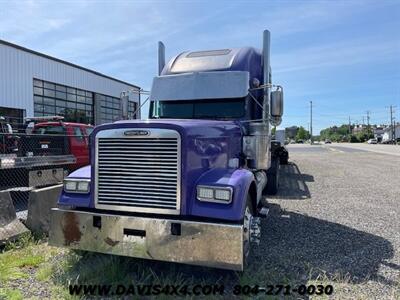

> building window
[33,79,94,124]
[96,94,120,124]
[95,94,137,124]
[128,100,138,119]
[95,93,137,124]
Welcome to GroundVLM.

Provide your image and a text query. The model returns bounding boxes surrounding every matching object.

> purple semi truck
[49,29,284,271]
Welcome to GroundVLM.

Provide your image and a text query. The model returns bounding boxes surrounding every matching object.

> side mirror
[270,90,284,117]
[120,93,129,120]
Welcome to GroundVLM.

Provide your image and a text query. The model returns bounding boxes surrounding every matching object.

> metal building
[0,39,140,128]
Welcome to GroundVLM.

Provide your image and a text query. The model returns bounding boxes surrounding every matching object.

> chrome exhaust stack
[158,41,165,76]
[243,30,272,170]
[262,29,271,125]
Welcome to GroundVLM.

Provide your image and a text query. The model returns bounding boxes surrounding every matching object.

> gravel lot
[1,143,399,299]
[263,144,400,299]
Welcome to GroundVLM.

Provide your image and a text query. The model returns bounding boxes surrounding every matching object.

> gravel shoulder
[265,144,400,299]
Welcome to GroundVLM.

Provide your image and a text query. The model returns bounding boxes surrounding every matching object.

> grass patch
[2,232,34,252]
[48,251,296,297]
[0,288,23,300]
[0,235,397,299]
[0,236,45,283]
[0,252,29,282]
[36,263,53,282]
[0,239,67,299]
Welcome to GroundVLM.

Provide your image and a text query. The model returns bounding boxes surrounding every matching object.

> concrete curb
[0,190,29,244]
[26,184,62,236]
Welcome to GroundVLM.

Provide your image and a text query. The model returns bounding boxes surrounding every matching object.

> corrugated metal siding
[0,43,140,117]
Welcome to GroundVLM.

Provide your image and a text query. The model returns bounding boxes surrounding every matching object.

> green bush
[350,135,359,143]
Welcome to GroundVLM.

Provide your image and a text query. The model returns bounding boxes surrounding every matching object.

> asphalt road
[325,143,400,156]
[262,144,400,298]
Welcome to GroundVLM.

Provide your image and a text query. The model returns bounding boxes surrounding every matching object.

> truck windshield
[150,98,245,120]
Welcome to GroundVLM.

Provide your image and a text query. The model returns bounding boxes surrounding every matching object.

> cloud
[0,1,77,41]
[273,36,399,74]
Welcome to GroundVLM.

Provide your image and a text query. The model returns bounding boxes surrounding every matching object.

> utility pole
[310,101,313,144]
[366,110,371,136]
[348,116,351,136]
[389,105,396,143]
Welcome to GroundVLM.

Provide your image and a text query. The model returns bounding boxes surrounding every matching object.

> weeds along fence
[0,130,89,243]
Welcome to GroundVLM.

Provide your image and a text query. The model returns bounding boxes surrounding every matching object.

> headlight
[197,185,233,204]
[64,179,90,193]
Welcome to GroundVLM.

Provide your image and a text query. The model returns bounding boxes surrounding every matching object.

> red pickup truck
[29,120,93,170]
[1,116,93,189]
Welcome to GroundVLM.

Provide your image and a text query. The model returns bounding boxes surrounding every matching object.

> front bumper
[49,208,244,270]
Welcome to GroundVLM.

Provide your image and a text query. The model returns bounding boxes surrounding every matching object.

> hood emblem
[124,130,150,136]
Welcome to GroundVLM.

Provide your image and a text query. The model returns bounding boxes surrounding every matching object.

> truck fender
[58,165,92,208]
[194,168,256,220]
[67,165,91,179]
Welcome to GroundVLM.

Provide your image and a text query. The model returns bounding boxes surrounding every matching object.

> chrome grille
[95,128,180,214]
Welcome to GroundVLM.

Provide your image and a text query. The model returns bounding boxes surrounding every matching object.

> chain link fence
[1,119,91,244]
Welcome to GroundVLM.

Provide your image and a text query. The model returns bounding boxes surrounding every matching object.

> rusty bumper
[49,208,244,270]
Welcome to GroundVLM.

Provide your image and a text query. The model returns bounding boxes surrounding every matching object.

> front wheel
[243,195,261,268]
[279,150,289,165]
[243,196,253,265]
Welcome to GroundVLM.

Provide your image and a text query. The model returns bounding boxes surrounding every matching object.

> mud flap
[0,190,29,245]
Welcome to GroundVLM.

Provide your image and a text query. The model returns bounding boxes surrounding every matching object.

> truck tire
[265,158,279,195]
[279,155,288,165]
[278,147,289,165]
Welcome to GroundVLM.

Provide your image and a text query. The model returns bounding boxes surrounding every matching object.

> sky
[0,0,399,134]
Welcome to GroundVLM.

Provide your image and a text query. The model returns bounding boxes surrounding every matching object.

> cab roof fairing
[161,47,264,84]
[149,71,250,102]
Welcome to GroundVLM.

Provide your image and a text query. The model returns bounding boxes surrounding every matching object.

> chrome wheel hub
[243,206,251,258]
[243,206,261,259]
[250,217,261,245]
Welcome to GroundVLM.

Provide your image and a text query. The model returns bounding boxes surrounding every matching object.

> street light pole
[310,100,313,144]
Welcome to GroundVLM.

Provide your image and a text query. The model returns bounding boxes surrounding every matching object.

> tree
[355,132,369,143]
[350,135,359,143]
[320,123,360,143]
[296,126,309,141]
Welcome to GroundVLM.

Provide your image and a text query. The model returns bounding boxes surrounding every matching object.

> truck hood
[68,165,91,179]
[92,119,244,162]
[91,118,244,177]
[63,119,246,220]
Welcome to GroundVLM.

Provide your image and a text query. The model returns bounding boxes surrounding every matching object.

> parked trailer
[49,29,284,271]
